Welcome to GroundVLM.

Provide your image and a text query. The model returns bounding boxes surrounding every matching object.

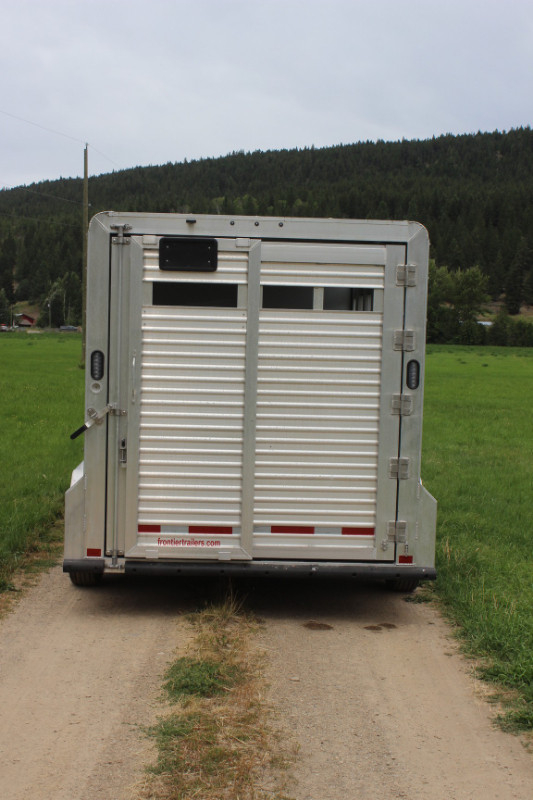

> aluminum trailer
[64,212,436,589]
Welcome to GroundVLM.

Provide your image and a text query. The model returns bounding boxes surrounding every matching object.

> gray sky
[1,0,532,187]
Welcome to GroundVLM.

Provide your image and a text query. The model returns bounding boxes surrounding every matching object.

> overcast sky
[1,0,532,187]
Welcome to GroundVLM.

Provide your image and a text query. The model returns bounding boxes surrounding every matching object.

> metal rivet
[254,221,259,226]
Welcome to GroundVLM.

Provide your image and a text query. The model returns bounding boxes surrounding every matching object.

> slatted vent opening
[262,286,314,309]
[152,282,238,307]
[323,287,374,311]
[261,286,375,310]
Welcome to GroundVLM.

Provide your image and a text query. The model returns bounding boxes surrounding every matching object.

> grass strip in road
[142,595,294,800]
[422,345,533,733]
[163,656,243,700]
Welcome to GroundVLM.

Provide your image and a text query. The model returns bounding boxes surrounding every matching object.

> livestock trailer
[64,212,436,589]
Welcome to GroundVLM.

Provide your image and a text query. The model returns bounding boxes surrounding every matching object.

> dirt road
[0,568,532,800]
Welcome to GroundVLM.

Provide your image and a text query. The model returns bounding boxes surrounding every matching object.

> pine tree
[0,288,10,325]
[505,238,532,314]
[0,233,17,304]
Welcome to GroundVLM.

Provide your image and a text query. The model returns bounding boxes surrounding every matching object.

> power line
[0,209,80,228]
[1,181,87,206]
[0,108,85,145]
[0,108,124,172]
[89,145,122,170]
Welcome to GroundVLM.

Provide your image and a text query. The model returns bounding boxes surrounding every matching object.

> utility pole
[81,143,89,363]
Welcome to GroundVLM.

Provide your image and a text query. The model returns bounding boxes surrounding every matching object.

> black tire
[69,570,103,587]
[387,578,419,593]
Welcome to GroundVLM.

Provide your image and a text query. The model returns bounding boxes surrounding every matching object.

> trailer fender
[64,463,85,560]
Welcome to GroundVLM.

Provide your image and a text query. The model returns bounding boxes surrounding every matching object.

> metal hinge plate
[391,393,413,416]
[111,224,132,245]
[387,521,408,543]
[393,330,416,351]
[389,457,410,480]
[87,404,127,421]
[396,264,417,287]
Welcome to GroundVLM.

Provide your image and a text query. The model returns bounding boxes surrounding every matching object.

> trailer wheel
[69,571,103,587]
[387,578,419,593]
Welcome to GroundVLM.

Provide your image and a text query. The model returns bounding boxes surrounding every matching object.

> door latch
[70,404,126,440]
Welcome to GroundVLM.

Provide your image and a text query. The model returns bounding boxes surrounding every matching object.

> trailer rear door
[105,230,406,564]
[252,241,403,561]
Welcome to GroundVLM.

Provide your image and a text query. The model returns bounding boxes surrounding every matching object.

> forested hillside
[0,127,532,334]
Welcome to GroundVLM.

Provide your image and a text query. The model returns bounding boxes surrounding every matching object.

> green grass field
[423,345,533,729]
[0,333,84,586]
[0,335,532,729]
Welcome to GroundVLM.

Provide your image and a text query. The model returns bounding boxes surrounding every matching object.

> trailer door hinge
[111,223,132,245]
[391,393,413,416]
[387,520,408,543]
[393,330,416,351]
[389,457,410,480]
[119,438,127,466]
[396,264,417,287]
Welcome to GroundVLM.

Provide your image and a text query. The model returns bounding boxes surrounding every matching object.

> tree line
[0,127,532,339]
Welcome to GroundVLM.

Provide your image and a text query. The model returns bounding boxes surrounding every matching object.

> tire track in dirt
[0,567,196,800]
[243,578,533,800]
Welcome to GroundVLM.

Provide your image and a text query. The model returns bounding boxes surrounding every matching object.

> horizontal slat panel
[255,466,377,477]
[142,307,246,328]
[139,270,247,526]
[254,298,383,528]
[254,476,376,487]
[135,240,389,546]
[139,489,241,502]
[258,312,382,328]
[143,346,246,359]
[261,243,386,265]
[140,468,242,479]
[144,246,248,283]
[260,244,386,287]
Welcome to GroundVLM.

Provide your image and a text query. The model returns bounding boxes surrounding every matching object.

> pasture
[0,332,84,586]
[423,345,533,729]
[0,334,532,728]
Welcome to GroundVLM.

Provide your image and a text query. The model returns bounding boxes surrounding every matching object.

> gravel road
[1,568,532,800]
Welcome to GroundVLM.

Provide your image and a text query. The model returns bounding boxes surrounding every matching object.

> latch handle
[69,404,114,440]
[70,423,89,440]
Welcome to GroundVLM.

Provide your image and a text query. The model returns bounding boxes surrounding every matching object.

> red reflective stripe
[138,525,161,533]
[189,526,233,535]
[271,526,315,534]
[398,555,414,564]
[86,548,102,557]
[341,526,375,536]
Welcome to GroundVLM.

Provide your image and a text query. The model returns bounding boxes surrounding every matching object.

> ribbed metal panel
[261,243,385,287]
[136,238,385,551]
[138,305,246,526]
[254,307,383,528]
[143,243,248,284]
